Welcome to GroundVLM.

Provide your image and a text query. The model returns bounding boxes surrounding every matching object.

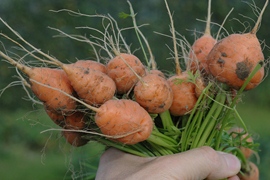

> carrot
[40,85,154,145]
[45,108,66,127]
[62,130,89,147]
[47,110,87,146]
[164,0,198,116]
[188,0,217,74]
[95,99,153,145]
[148,69,166,78]
[73,60,107,74]
[127,1,172,114]
[207,0,268,90]
[106,53,146,94]
[238,161,259,180]
[134,73,173,114]
[0,19,116,106]
[0,51,77,115]
[168,72,197,116]
[194,76,206,98]
[34,55,116,106]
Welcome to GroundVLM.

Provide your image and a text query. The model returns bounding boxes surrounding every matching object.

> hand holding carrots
[96,147,241,180]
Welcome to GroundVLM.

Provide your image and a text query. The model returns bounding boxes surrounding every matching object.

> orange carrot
[64,111,87,130]
[238,162,259,180]
[148,69,166,78]
[62,64,116,106]
[134,73,173,114]
[0,18,115,106]
[106,53,146,94]
[45,108,66,127]
[163,0,198,116]
[194,76,206,98]
[0,51,77,114]
[36,55,116,106]
[207,0,268,90]
[167,72,197,116]
[73,60,107,74]
[95,99,153,145]
[62,130,89,147]
[188,0,217,74]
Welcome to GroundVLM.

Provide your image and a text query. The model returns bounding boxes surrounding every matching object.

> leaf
[118,12,130,19]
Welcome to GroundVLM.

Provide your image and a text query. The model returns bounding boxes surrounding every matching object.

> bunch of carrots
[0,0,268,179]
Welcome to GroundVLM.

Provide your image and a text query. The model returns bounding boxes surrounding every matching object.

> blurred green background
[0,0,269,179]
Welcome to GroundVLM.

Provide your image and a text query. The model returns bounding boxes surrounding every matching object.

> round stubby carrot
[64,112,87,130]
[62,131,89,147]
[207,33,265,90]
[189,35,216,74]
[167,72,197,116]
[207,0,268,90]
[238,162,259,180]
[106,53,146,94]
[134,73,173,114]
[95,99,153,145]
[188,0,216,74]
[46,109,86,130]
[45,108,66,127]
[194,76,206,98]
[62,64,116,106]
[29,68,77,114]
[73,60,107,74]
[148,69,166,78]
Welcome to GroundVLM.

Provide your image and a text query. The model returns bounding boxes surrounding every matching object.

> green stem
[181,83,212,151]
[147,134,178,153]
[182,110,203,151]
[191,92,223,148]
[131,143,155,157]
[149,142,174,155]
[159,110,175,132]
[96,138,148,157]
[151,128,178,145]
[196,92,226,148]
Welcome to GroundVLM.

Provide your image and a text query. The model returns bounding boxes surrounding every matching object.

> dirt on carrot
[106,53,146,94]
[95,99,153,145]
[134,73,173,114]
[207,0,268,90]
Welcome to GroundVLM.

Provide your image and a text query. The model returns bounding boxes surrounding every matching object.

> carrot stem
[196,92,226,148]
[204,0,212,35]
[130,143,155,157]
[147,133,178,153]
[191,91,225,148]
[164,0,181,75]
[149,142,174,155]
[250,0,269,34]
[0,51,32,75]
[128,1,147,61]
[159,110,175,132]
[181,82,212,151]
[94,137,148,157]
